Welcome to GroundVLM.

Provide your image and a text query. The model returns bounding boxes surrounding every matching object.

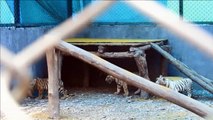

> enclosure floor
[2,88,212,120]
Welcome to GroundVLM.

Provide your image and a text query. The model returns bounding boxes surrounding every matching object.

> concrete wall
[0,26,52,78]
[1,24,213,96]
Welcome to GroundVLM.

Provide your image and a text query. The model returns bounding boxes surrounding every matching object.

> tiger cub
[105,75,129,96]
[29,78,68,99]
[156,75,192,97]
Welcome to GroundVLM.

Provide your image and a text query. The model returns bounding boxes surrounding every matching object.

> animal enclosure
[61,38,167,89]
[1,1,213,120]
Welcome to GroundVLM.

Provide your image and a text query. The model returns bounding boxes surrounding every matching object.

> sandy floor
[2,88,213,120]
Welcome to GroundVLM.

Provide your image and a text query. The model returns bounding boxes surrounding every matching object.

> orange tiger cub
[29,78,67,99]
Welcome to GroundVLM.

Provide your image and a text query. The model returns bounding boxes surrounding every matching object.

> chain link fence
[183,1,213,23]
[0,0,14,24]
[0,0,213,25]
[167,0,179,15]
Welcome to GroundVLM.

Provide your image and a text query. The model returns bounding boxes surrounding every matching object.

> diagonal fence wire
[0,46,32,120]
[0,46,31,102]
[1,70,32,120]
[1,0,213,119]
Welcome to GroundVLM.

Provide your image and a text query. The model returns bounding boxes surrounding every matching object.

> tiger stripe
[156,75,192,97]
[105,75,129,96]
[30,78,67,99]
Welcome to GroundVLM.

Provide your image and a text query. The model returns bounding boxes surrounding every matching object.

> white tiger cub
[105,75,129,96]
[156,75,192,97]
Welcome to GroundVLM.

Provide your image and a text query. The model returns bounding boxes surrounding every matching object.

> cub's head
[105,75,115,84]
[156,75,166,85]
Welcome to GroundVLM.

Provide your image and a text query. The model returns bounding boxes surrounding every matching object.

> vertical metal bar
[67,0,72,17]
[14,0,20,26]
[179,0,183,17]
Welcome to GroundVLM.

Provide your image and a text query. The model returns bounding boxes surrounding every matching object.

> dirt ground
[2,88,213,120]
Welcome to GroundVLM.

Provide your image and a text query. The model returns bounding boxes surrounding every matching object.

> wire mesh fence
[0,0,213,26]
[183,0,213,23]
[0,0,14,24]
[167,0,180,15]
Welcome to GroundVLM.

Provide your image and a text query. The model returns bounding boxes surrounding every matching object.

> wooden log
[133,51,150,99]
[60,50,71,56]
[62,44,159,58]
[57,41,213,118]
[151,43,213,94]
[46,49,60,119]
[135,55,150,79]
[57,50,62,81]
[129,42,164,52]
[98,45,106,53]
[91,51,134,58]
[130,45,151,52]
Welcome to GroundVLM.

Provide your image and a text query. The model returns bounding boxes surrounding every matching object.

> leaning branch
[151,43,213,94]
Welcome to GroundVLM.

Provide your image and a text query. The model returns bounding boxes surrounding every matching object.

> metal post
[179,0,183,17]
[67,0,72,18]
[14,0,20,26]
